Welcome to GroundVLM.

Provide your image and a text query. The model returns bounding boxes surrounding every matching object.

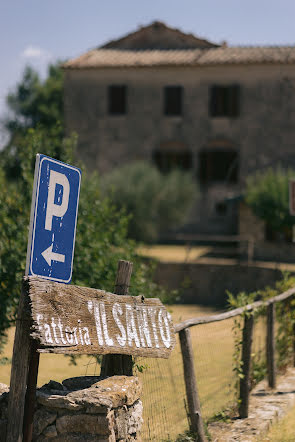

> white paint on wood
[28,277,176,358]
[112,303,127,347]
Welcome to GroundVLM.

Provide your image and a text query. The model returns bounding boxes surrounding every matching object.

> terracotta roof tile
[63,46,295,69]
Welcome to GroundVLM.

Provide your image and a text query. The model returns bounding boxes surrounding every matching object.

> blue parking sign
[26,154,81,283]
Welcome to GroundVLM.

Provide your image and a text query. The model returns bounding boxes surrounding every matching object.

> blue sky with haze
[0,0,293,143]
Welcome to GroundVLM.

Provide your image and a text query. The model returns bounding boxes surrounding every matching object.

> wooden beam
[23,340,40,442]
[266,302,276,389]
[175,287,295,333]
[179,328,206,442]
[100,260,134,376]
[6,281,32,442]
[239,313,254,418]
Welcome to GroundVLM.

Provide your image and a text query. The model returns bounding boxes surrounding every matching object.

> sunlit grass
[259,405,295,441]
[137,245,211,262]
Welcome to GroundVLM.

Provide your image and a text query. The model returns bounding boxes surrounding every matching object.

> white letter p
[45,170,70,231]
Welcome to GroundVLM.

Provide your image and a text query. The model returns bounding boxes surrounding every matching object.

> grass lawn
[137,245,211,262]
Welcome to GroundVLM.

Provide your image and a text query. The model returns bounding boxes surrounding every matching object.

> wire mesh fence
[190,318,236,420]
[134,295,295,442]
[135,335,187,441]
[136,316,238,441]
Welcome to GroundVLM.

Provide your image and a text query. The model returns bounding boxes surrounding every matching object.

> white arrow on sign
[42,244,65,266]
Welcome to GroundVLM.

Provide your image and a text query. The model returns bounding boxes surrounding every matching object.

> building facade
[63,22,295,235]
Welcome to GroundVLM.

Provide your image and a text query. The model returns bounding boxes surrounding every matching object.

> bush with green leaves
[0,128,176,352]
[245,167,295,238]
[102,161,197,242]
[227,272,295,405]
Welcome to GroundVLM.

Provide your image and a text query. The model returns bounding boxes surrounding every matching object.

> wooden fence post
[179,328,206,442]
[100,260,133,377]
[239,312,254,418]
[6,281,32,442]
[266,302,276,388]
[22,339,40,442]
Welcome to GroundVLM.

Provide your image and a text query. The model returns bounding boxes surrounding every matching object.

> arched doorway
[198,139,239,185]
[153,141,193,173]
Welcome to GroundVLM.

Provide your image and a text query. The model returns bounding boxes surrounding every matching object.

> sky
[0,0,294,144]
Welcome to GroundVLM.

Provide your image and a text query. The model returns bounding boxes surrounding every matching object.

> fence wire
[189,317,236,420]
[136,316,239,441]
[135,334,187,441]
[252,313,267,384]
[135,309,282,441]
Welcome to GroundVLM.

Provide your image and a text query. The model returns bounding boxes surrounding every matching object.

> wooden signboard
[27,276,176,358]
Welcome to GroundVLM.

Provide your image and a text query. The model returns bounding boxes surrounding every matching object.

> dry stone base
[0,376,142,442]
[208,367,295,441]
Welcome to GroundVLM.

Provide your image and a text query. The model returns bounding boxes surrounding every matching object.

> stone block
[62,376,101,391]
[37,433,114,442]
[42,424,57,438]
[33,408,57,436]
[37,392,84,411]
[115,400,143,439]
[56,412,115,436]
[91,376,142,408]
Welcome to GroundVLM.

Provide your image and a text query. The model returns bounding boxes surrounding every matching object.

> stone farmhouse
[63,21,295,237]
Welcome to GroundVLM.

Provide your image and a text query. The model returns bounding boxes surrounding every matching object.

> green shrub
[102,161,198,242]
[245,167,295,237]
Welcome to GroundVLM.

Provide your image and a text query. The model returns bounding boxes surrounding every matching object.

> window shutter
[209,86,218,116]
[229,85,240,117]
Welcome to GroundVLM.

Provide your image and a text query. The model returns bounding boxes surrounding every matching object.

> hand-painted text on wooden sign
[27,277,175,358]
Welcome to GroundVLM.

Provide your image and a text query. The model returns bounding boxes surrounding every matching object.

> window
[164,86,183,116]
[108,85,127,115]
[209,85,240,117]
[199,150,239,184]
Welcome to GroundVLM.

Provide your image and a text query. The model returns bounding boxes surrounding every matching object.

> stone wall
[0,376,142,441]
[252,241,295,263]
[239,202,265,242]
[64,64,295,234]
[154,262,284,306]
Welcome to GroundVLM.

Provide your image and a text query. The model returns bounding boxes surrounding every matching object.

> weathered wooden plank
[6,280,32,442]
[26,276,175,358]
[267,302,276,389]
[175,286,295,332]
[239,313,254,418]
[179,328,206,442]
[23,340,40,442]
[100,260,133,377]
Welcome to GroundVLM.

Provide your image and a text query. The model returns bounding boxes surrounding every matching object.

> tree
[5,64,63,136]
[245,167,295,239]
[1,64,64,180]
[102,161,198,242]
